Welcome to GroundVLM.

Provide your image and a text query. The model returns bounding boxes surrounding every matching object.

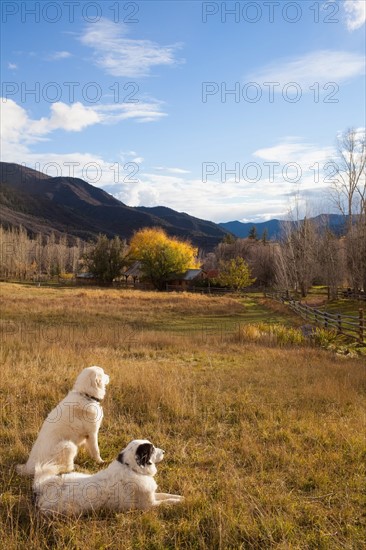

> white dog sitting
[17,366,109,476]
[33,439,184,515]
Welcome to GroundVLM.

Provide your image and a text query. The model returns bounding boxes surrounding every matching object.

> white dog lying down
[17,366,109,476]
[33,439,184,515]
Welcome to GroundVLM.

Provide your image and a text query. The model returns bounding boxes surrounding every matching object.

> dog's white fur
[33,439,184,515]
[17,366,109,476]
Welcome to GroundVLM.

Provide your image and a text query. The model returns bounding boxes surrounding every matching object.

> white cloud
[343,0,366,30]
[0,102,129,186]
[8,62,17,70]
[1,98,166,150]
[31,102,101,134]
[47,51,72,60]
[1,100,100,146]
[1,99,28,145]
[0,98,166,179]
[250,50,365,90]
[79,18,182,77]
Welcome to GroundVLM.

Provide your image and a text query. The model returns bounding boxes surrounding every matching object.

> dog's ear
[117,452,126,464]
[94,372,103,389]
[135,443,154,467]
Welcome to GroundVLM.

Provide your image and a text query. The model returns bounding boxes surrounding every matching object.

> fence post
[324,312,328,329]
[359,309,364,343]
[337,314,342,334]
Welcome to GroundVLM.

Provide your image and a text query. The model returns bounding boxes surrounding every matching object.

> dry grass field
[1,283,365,549]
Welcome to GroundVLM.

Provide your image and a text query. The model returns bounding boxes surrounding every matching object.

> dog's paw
[96,458,104,464]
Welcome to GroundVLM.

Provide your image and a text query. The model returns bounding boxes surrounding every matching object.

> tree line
[0,225,255,290]
[0,226,200,289]
[0,217,363,295]
[0,226,90,281]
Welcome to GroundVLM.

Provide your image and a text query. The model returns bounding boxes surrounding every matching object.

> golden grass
[1,283,365,549]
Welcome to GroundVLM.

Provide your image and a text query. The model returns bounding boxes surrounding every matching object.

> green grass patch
[319,299,365,318]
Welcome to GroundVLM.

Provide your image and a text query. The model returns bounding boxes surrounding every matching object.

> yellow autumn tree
[217,257,256,291]
[129,227,199,290]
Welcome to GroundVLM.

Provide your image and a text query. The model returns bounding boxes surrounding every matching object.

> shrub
[238,323,306,347]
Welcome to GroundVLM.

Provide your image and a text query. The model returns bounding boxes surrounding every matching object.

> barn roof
[167,269,203,281]
[124,261,142,277]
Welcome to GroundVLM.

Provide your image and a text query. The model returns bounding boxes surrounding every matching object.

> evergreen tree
[248,226,258,240]
[261,228,268,244]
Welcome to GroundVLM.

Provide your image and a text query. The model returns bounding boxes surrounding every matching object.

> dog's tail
[33,462,62,486]
[33,462,63,511]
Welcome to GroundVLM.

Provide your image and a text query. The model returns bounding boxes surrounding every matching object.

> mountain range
[0,162,228,250]
[0,162,346,247]
[219,214,346,239]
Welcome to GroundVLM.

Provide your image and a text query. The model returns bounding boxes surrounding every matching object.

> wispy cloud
[254,138,334,167]
[97,102,166,123]
[8,62,18,70]
[79,18,182,77]
[154,166,191,174]
[120,151,144,164]
[47,51,72,60]
[343,0,366,31]
[250,50,365,89]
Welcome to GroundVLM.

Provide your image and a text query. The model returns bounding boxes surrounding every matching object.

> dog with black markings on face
[17,366,109,476]
[33,439,184,515]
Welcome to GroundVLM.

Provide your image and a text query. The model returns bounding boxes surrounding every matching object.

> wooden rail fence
[265,291,365,344]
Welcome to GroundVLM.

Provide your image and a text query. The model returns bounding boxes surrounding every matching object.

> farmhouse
[166,269,205,290]
[123,261,143,286]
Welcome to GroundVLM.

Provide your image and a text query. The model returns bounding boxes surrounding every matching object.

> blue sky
[1,0,365,222]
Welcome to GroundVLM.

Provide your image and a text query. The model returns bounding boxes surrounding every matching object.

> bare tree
[329,128,366,225]
[345,218,366,291]
[0,226,89,281]
[274,241,292,291]
[318,229,343,299]
[276,217,318,297]
[328,128,366,291]
[213,238,277,287]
